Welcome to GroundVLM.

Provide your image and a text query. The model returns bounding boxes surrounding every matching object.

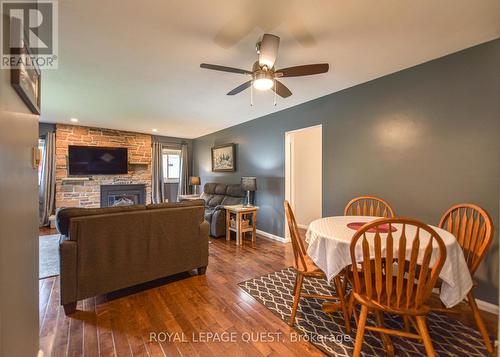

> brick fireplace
[55,124,152,208]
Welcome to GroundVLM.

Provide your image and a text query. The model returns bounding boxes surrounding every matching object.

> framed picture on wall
[11,41,41,115]
[211,144,235,172]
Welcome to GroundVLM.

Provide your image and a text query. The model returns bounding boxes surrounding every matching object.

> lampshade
[241,177,257,192]
[190,176,201,186]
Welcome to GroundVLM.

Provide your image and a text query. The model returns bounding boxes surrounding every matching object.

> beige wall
[55,124,152,208]
[0,40,39,356]
[290,126,322,227]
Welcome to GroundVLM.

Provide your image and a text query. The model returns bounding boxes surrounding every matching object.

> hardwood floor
[39,231,498,356]
[39,235,325,357]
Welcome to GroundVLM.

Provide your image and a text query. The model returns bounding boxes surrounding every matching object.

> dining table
[305,215,473,308]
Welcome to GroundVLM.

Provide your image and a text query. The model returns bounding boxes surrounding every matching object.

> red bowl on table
[347,222,398,233]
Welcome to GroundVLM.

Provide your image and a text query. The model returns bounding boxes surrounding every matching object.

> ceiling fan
[200,34,329,99]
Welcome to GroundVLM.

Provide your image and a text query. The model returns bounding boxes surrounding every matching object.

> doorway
[285,125,322,239]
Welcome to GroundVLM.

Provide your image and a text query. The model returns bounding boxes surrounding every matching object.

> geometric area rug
[238,267,490,356]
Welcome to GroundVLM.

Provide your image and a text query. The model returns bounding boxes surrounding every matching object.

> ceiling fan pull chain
[250,81,254,106]
[273,80,277,106]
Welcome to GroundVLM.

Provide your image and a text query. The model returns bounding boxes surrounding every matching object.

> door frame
[284,124,323,240]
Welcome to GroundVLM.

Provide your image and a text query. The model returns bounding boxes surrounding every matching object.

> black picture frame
[211,143,236,172]
[11,41,41,115]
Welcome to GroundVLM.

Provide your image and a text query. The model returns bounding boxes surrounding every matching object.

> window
[162,149,181,183]
[38,138,45,186]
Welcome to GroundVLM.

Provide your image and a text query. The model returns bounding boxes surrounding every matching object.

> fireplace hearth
[100,184,146,207]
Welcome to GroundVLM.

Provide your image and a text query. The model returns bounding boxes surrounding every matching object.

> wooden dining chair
[284,201,351,332]
[344,196,395,218]
[433,203,495,353]
[350,217,446,357]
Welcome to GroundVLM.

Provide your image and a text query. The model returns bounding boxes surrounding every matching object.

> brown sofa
[56,200,208,315]
[198,183,245,237]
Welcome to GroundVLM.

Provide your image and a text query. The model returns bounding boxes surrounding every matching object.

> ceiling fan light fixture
[253,78,274,91]
[253,71,274,91]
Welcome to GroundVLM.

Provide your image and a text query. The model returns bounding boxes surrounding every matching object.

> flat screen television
[68,146,128,175]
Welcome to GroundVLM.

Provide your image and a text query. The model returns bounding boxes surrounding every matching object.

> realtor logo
[1,0,58,69]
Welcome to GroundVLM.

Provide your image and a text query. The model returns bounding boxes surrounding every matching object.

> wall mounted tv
[68,146,128,175]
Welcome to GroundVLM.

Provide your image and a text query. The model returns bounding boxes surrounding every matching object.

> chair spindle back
[284,200,309,272]
[439,204,494,275]
[350,218,446,311]
[344,196,395,218]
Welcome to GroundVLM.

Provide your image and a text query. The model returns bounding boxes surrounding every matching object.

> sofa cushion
[146,199,204,210]
[221,196,244,206]
[207,194,224,207]
[200,192,213,205]
[203,183,218,194]
[226,184,245,198]
[56,204,146,236]
[214,184,227,195]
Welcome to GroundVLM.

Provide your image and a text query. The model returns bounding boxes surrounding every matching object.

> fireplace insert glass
[68,146,128,175]
[100,184,146,207]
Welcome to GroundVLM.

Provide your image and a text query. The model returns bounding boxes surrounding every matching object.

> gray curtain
[151,142,165,203]
[178,143,189,195]
[39,132,56,226]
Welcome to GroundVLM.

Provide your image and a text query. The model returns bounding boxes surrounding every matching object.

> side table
[224,205,259,245]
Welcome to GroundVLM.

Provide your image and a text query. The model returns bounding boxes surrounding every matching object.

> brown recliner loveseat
[56,199,208,315]
[198,183,245,237]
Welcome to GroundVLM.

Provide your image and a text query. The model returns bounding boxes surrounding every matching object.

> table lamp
[241,177,257,207]
[190,176,201,194]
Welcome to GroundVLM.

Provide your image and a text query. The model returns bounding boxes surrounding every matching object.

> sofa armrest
[198,220,210,273]
[200,220,209,245]
[59,235,77,306]
[211,208,227,237]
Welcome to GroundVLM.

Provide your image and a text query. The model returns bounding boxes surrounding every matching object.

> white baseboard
[297,224,309,230]
[476,298,499,315]
[256,229,291,243]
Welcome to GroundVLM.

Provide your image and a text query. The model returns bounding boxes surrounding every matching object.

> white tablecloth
[305,216,473,308]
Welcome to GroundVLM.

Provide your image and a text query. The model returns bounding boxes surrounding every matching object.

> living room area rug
[39,234,60,279]
[238,267,490,356]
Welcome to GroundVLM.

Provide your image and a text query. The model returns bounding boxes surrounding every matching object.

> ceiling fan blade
[200,63,252,75]
[259,34,280,69]
[272,80,292,98]
[227,80,252,95]
[276,63,329,77]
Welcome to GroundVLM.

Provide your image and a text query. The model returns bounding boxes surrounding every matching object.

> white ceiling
[40,0,500,139]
